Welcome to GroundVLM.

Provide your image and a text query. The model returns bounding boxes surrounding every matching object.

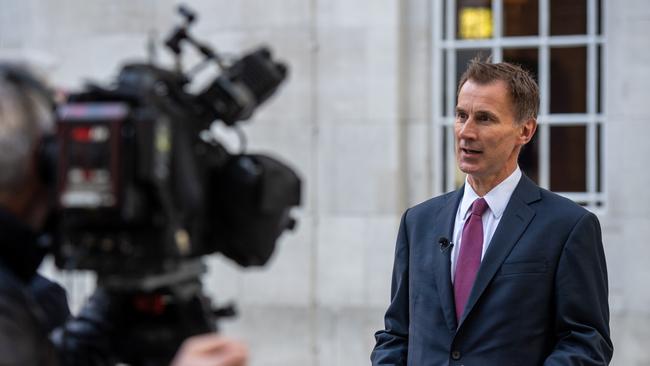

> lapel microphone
[438,237,453,252]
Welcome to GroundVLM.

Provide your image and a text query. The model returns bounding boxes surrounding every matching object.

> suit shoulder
[535,187,595,222]
[405,190,458,221]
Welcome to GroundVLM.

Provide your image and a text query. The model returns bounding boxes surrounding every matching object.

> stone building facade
[1,0,648,365]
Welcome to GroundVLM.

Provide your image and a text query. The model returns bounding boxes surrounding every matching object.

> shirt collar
[459,167,522,220]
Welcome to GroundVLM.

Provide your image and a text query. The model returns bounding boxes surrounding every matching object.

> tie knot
[470,198,489,216]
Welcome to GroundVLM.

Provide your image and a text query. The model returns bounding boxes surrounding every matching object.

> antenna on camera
[165,5,226,76]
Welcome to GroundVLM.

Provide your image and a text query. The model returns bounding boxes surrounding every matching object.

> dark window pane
[519,126,539,183]
[550,47,587,113]
[443,0,448,40]
[596,123,602,192]
[597,46,602,113]
[456,48,491,106]
[550,125,587,191]
[442,49,448,116]
[503,48,539,84]
[457,0,493,39]
[504,0,539,36]
[550,0,587,35]
[442,126,449,190]
[597,0,602,35]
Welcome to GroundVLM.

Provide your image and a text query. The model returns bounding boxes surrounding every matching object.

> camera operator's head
[0,63,55,230]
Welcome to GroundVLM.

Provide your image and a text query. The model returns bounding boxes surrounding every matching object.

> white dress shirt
[450,167,522,282]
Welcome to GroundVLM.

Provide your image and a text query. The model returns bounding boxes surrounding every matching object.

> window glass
[504,0,539,37]
[442,50,448,116]
[596,123,602,191]
[457,0,493,39]
[550,0,587,35]
[442,125,449,189]
[550,125,587,191]
[597,0,603,35]
[519,127,539,183]
[550,47,587,113]
[597,45,602,113]
[503,48,539,83]
[455,48,491,105]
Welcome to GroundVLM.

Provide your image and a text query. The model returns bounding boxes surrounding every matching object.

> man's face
[454,79,536,186]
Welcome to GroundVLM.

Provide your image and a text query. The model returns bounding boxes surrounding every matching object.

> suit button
[451,350,461,360]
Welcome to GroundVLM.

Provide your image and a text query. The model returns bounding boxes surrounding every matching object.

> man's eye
[456,112,467,120]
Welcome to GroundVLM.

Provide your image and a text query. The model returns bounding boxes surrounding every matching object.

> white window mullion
[588,0,597,36]
[492,0,503,62]
[538,124,550,190]
[586,0,598,206]
[447,35,605,49]
[432,0,445,195]
[599,0,607,205]
[540,0,549,38]
[446,48,456,118]
[446,124,457,192]
[600,120,607,206]
[587,51,598,202]
[557,192,604,203]
[447,0,455,43]
[587,122,598,203]
[492,46,502,63]
[445,0,457,192]
[538,0,550,190]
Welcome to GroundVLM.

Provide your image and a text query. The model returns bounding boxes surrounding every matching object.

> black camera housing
[53,50,299,278]
[40,7,301,365]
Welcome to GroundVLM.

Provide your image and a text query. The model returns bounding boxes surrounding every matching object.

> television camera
[48,6,301,365]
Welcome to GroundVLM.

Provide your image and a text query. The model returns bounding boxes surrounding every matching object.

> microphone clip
[438,237,453,252]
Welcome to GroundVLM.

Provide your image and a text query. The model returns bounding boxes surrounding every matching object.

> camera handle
[165,5,226,76]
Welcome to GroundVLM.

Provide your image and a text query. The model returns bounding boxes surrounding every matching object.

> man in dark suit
[371,59,612,365]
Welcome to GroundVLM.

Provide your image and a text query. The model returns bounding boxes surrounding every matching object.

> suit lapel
[433,189,464,331]
[457,175,541,327]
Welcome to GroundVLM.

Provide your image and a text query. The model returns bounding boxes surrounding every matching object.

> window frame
[431,0,606,210]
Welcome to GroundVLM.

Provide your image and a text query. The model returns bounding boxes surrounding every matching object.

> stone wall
[1,0,648,364]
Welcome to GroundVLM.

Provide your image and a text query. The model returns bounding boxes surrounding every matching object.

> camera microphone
[438,237,453,252]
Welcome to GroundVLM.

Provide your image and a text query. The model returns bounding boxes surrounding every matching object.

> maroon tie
[454,198,489,321]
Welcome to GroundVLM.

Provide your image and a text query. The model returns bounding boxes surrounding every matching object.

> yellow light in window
[459,7,493,39]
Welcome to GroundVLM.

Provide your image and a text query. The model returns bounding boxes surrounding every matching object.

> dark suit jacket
[0,207,68,366]
[371,175,613,366]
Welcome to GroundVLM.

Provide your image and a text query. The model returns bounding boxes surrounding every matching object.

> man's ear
[518,118,537,145]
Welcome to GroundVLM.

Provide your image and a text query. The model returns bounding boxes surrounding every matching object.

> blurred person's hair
[457,57,539,123]
[0,63,54,195]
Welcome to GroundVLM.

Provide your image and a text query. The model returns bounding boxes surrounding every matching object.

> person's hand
[170,334,248,366]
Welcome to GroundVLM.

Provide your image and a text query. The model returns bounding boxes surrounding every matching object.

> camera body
[53,52,300,278]
[34,6,301,365]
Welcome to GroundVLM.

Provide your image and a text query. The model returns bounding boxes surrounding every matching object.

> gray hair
[0,66,54,195]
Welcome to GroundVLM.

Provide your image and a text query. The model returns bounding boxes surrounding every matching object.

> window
[432,0,605,209]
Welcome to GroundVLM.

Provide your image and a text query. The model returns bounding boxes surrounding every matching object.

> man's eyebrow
[475,110,499,120]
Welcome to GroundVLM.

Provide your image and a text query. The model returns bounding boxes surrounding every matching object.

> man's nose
[458,118,478,139]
